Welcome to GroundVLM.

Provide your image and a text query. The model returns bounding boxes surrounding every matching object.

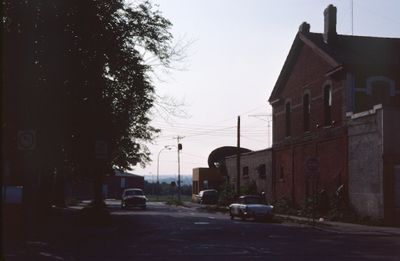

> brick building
[268,5,400,223]
[68,169,144,200]
[192,167,224,200]
[225,149,273,201]
[347,105,400,225]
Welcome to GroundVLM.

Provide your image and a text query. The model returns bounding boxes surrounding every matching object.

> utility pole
[236,116,241,196]
[351,0,354,35]
[174,136,184,201]
[248,113,273,147]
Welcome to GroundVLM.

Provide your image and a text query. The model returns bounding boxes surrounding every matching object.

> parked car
[229,195,274,221]
[196,189,218,204]
[121,188,147,209]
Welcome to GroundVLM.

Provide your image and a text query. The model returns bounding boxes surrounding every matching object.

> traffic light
[178,143,182,150]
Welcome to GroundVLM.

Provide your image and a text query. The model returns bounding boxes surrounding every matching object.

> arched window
[303,93,310,132]
[323,85,332,126]
[367,77,395,107]
[285,101,291,137]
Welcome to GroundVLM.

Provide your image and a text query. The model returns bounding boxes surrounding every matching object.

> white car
[229,195,274,221]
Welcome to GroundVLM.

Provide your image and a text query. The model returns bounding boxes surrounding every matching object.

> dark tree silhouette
[2,0,176,209]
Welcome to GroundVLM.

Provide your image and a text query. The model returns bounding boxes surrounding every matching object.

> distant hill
[144,175,192,186]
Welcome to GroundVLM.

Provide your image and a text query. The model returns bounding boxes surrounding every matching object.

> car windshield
[242,197,262,204]
[125,190,143,196]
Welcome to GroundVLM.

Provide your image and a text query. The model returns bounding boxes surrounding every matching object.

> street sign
[17,130,36,150]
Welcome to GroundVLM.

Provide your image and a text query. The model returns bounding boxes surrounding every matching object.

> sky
[130,0,400,180]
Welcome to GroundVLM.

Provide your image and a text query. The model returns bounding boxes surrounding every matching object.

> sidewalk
[274,214,400,236]
[184,201,400,237]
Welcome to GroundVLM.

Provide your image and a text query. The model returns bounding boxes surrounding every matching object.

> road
[4,201,400,260]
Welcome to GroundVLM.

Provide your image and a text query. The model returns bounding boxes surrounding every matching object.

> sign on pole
[17,130,36,151]
[305,157,319,178]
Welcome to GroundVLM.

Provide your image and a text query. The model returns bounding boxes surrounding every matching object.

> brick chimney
[298,22,310,33]
[323,4,337,44]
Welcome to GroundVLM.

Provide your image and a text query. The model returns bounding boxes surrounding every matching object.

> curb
[276,214,400,236]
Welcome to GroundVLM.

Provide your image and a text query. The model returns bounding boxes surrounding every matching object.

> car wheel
[265,215,273,223]
[240,211,246,221]
[229,209,234,220]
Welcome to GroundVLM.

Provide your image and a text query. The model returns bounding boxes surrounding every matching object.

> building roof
[114,169,143,178]
[269,31,400,103]
[225,148,272,160]
[305,32,400,66]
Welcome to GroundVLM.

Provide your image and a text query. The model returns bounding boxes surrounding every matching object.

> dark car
[121,188,147,209]
[197,189,218,204]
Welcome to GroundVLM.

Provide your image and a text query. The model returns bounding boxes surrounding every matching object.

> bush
[165,198,184,206]
[240,180,258,195]
[274,197,297,215]
[218,182,235,206]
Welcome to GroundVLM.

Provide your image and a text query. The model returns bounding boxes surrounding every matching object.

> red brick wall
[317,137,346,195]
[273,134,346,207]
[272,44,345,144]
[293,143,315,203]
[274,148,294,201]
[271,43,348,206]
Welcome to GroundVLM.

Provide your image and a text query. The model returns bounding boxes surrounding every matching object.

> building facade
[67,170,144,200]
[192,167,224,200]
[347,105,400,225]
[225,149,273,201]
[268,5,400,223]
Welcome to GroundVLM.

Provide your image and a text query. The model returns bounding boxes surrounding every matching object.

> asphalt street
[4,201,400,260]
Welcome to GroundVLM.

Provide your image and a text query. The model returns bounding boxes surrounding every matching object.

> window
[279,165,284,181]
[303,93,310,132]
[323,85,332,126]
[257,164,266,179]
[371,81,391,107]
[243,166,249,179]
[285,101,291,136]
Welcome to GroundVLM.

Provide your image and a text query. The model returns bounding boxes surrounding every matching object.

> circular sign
[18,130,36,150]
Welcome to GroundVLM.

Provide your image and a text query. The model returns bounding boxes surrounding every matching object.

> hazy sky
[131,0,400,180]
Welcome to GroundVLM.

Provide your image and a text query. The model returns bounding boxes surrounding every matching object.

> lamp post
[157,145,172,200]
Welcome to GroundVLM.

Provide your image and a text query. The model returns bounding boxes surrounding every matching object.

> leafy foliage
[144,181,192,196]
[2,0,176,178]
[217,182,236,206]
[240,180,258,195]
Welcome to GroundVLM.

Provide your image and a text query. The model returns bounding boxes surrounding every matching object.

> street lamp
[157,145,172,200]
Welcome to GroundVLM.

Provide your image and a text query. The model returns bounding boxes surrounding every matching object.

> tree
[2,0,178,209]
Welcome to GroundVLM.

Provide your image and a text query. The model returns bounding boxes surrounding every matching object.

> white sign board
[2,186,23,204]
